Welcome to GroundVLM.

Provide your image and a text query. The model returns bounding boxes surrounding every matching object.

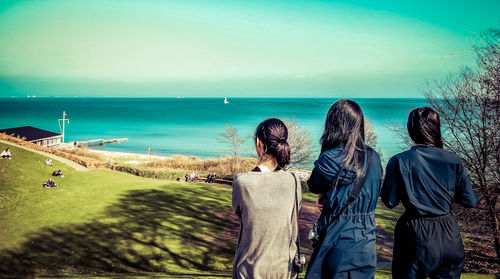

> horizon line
[0,96,427,99]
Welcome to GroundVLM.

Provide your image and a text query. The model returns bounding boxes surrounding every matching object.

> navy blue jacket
[305,145,383,278]
[381,145,477,216]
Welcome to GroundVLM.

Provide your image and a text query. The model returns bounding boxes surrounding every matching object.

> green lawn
[0,143,495,278]
[0,143,236,277]
[302,192,318,203]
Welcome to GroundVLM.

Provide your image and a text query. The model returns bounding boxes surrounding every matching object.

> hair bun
[254,118,291,168]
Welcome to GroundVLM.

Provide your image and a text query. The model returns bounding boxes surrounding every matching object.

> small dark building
[0,126,62,147]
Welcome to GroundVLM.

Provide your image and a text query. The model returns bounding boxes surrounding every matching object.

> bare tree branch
[421,27,500,264]
[283,118,315,169]
[217,125,246,173]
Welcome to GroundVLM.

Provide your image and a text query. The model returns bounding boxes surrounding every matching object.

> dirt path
[0,139,89,172]
[221,200,395,268]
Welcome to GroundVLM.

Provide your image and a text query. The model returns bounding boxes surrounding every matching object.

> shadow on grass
[462,235,500,273]
[374,202,404,263]
[0,185,236,278]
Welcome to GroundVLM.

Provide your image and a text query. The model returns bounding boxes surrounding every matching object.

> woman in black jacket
[381,107,477,279]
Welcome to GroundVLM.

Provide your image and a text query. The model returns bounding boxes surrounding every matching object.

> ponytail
[254,118,291,168]
[275,139,291,168]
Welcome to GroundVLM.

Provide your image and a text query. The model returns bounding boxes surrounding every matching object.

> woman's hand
[316,194,323,212]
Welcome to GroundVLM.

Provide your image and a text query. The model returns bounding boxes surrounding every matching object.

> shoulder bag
[309,149,374,245]
[291,172,306,273]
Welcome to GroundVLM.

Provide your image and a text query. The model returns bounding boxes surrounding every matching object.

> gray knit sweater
[232,170,302,279]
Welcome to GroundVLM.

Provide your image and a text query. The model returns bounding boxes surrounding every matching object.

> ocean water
[0,98,426,164]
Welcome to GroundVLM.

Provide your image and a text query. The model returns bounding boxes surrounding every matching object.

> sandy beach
[87,149,171,165]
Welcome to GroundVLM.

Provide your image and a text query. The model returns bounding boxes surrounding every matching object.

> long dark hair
[320,99,366,178]
[407,107,443,148]
[254,118,291,168]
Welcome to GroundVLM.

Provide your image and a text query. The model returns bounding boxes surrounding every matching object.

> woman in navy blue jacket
[381,107,477,279]
[305,99,383,279]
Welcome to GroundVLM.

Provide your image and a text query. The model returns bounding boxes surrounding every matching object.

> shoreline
[85,148,256,166]
[86,148,178,165]
[85,148,310,175]
[88,149,170,160]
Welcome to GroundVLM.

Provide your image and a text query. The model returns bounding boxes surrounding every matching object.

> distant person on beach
[305,99,383,279]
[0,148,11,159]
[381,107,477,279]
[148,147,151,156]
[45,158,53,166]
[232,118,301,278]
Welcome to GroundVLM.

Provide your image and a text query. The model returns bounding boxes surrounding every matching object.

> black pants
[392,213,465,279]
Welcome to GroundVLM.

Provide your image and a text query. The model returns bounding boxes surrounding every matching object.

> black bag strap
[291,173,301,258]
[324,148,374,229]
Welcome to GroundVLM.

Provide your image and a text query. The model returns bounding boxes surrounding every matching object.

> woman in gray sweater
[232,118,302,279]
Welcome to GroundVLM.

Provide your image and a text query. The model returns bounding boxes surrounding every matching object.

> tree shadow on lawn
[374,206,400,263]
[0,186,237,278]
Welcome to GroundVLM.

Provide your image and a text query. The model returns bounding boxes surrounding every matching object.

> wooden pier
[77,138,128,147]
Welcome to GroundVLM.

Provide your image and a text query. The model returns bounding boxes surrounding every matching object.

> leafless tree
[364,118,377,148]
[387,121,413,152]
[217,125,246,173]
[283,119,315,169]
[364,118,384,161]
[422,28,500,263]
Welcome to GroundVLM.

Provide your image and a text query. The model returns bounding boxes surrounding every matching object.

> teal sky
[0,0,499,97]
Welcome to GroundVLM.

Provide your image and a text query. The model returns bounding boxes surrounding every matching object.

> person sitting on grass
[205,173,212,183]
[43,178,58,188]
[52,170,63,177]
[45,158,53,166]
[206,173,217,183]
[0,148,11,159]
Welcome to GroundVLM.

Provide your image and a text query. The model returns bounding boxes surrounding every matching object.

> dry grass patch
[144,155,258,176]
[60,146,107,162]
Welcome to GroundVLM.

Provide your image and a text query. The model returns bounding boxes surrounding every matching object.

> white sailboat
[224,97,229,104]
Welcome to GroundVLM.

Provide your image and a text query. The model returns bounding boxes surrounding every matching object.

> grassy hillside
[0,143,236,277]
[0,143,493,278]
